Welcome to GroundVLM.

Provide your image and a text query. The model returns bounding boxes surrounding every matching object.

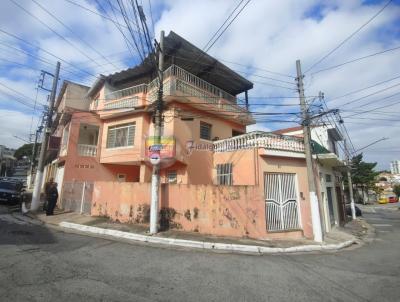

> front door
[264,173,301,231]
[326,187,335,225]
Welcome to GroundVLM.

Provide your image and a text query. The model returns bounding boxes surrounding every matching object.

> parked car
[388,195,398,203]
[0,180,24,204]
[378,196,388,204]
[345,204,362,217]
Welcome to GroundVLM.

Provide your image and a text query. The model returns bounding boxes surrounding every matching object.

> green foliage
[350,153,379,188]
[393,184,400,198]
[14,143,35,160]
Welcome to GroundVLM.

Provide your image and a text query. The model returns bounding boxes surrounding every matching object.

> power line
[9,0,104,69]
[339,82,400,107]
[311,44,400,75]
[163,44,293,79]
[327,74,400,103]
[202,0,246,53]
[304,0,393,73]
[187,0,252,70]
[31,0,119,69]
[0,28,100,80]
[163,53,295,85]
[63,0,129,29]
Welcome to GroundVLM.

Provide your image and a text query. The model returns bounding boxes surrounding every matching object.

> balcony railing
[148,65,237,104]
[105,84,147,101]
[104,97,139,110]
[213,131,305,153]
[78,144,97,157]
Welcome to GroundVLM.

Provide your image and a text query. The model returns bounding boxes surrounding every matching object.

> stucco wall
[61,112,140,183]
[91,182,306,240]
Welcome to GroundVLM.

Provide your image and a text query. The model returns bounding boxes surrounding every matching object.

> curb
[59,221,356,254]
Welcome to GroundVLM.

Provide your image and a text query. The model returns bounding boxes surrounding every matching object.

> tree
[393,184,400,198]
[350,153,379,204]
[14,143,36,160]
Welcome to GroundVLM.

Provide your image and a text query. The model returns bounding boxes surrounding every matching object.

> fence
[61,181,93,214]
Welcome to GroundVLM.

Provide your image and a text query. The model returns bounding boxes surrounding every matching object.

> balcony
[100,84,148,112]
[78,144,97,157]
[77,123,99,157]
[148,65,253,124]
[105,84,148,101]
[213,131,305,153]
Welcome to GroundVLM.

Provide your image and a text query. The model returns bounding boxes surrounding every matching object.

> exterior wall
[99,113,150,164]
[213,149,258,185]
[91,182,304,240]
[60,112,140,184]
[171,103,246,185]
[65,83,90,111]
[315,164,340,231]
[257,154,313,239]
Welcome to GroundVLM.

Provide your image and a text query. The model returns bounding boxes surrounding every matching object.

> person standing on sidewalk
[46,182,58,216]
[43,178,54,211]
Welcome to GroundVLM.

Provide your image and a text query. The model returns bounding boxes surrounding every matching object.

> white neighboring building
[390,160,400,174]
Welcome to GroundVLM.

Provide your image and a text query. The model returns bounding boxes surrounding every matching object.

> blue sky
[0,0,399,169]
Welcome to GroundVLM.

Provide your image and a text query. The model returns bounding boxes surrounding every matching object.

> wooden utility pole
[296,59,323,242]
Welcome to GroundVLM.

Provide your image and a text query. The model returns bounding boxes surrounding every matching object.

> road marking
[372,224,392,227]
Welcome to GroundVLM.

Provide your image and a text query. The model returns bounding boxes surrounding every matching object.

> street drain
[9,230,33,236]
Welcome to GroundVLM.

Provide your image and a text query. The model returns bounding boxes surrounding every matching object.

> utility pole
[28,62,60,212]
[344,139,356,220]
[149,31,164,234]
[296,59,323,243]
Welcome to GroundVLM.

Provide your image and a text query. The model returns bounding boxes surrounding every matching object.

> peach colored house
[45,32,345,241]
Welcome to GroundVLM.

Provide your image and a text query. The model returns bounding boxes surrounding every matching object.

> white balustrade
[104,97,139,110]
[213,131,305,153]
[78,144,97,157]
[105,84,147,101]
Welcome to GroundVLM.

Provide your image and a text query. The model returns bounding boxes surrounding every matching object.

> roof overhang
[106,31,253,95]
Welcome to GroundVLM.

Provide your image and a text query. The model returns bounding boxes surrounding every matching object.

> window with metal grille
[167,171,177,184]
[325,174,332,183]
[200,121,212,140]
[216,163,233,185]
[106,122,135,148]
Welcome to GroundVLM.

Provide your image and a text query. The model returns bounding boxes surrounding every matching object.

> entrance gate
[264,173,301,231]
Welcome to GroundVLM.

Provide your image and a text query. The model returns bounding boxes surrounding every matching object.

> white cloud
[0,109,36,148]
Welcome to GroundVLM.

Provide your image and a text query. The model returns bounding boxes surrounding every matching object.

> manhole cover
[9,230,33,236]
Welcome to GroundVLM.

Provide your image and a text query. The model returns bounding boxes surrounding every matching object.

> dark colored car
[345,204,362,217]
[388,196,398,203]
[0,180,24,204]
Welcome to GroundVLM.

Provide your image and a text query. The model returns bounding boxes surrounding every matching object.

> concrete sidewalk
[26,208,363,254]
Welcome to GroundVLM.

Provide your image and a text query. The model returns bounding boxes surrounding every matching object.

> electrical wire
[30,0,119,69]
[311,44,400,75]
[304,0,393,73]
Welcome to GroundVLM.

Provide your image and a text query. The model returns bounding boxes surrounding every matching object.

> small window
[216,163,233,185]
[325,174,332,183]
[200,121,212,140]
[167,171,177,184]
[106,122,135,148]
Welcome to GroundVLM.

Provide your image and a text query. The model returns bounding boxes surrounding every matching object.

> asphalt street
[0,204,399,302]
